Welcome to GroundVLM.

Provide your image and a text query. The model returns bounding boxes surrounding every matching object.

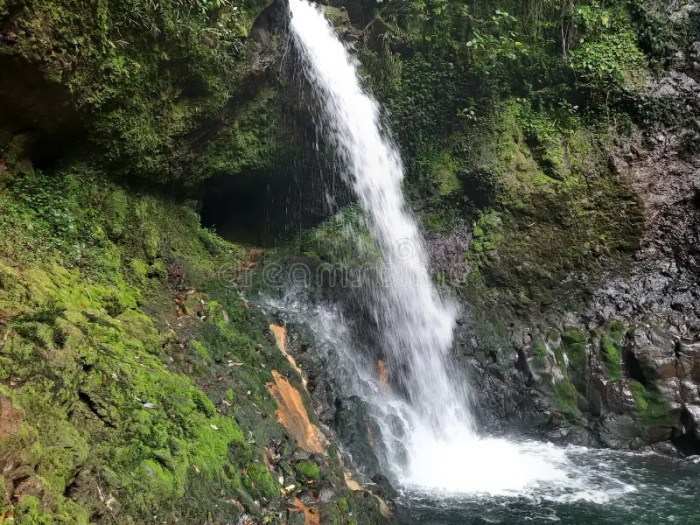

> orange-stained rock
[270,324,307,388]
[267,370,325,453]
[343,472,391,518]
[270,324,287,351]
[290,497,320,525]
[378,359,388,385]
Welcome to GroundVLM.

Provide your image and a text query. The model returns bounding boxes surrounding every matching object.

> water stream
[283,1,700,522]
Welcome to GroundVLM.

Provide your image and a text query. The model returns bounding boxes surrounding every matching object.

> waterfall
[289,0,472,428]
[286,0,602,494]
[288,0,476,472]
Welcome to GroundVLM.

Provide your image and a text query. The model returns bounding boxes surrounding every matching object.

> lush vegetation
[0,166,383,523]
[0,0,696,519]
[0,0,280,184]
[0,1,386,521]
[362,0,690,315]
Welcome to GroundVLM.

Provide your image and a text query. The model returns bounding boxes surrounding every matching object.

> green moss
[14,495,56,525]
[129,258,150,283]
[552,379,581,422]
[467,210,503,263]
[191,340,212,362]
[104,188,129,238]
[422,211,455,233]
[296,204,379,269]
[533,341,548,358]
[200,88,280,177]
[138,459,177,502]
[433,152,462,197]
[599,322,626,380]
[601,337,622,380]
[244,463,279,501]
[337,497,350,513]
[0,3,388,522]
[294,460,320,482]
[629,380,676,428]
[0,0,276,184]
[561,329,588,391]
[561,328,587,345]
[0,167,287,522]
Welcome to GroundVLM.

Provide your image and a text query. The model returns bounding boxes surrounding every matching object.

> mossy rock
[294,460,320,482]
[628,380,677,430]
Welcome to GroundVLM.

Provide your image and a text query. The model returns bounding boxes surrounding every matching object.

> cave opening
[200,174,270,246]
[199,161,345,247]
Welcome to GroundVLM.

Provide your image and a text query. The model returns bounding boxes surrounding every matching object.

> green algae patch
[552,379,582,422]
[601,324,626,381]
[629,381,676,429]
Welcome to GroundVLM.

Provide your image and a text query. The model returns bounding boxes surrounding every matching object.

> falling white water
[287,0,632,498]
[266,294,636,501]
[289,0,468,432]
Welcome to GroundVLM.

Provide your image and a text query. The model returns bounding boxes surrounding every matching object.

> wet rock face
[426,222,473,287]
[324,0,377,28]
[278,315,386,481]
[434,48,700,455]
[583,59,700,453]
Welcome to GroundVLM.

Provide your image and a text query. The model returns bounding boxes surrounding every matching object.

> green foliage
[121,0,250,38]
[0,172,101,260]
[629,0,676,65]
[0,0,274,183]
[569,32,648,93]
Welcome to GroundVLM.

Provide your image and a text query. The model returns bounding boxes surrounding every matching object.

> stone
[318,487,335,503]
[684,405,700,440]
[627,328,677,380]
[267,370,327,454]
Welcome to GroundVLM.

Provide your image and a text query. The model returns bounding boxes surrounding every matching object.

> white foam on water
[286,0,636,503]
[266,295,637,504]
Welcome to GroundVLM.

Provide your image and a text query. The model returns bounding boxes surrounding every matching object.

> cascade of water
[286,0,607,494]
[288,0,472,431]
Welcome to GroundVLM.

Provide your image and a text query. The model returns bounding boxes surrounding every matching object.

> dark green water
[396,450,700,524]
